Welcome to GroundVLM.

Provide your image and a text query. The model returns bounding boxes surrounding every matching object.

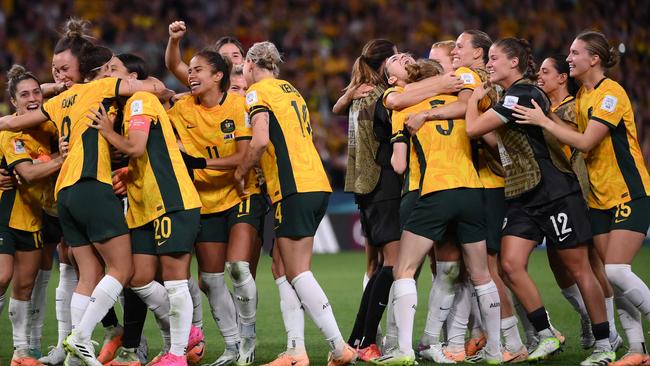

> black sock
[101,306,119,328]
[347,269,379,347]
[527,306,550,333]
[121,288,148,349]
[360,266,394,348]
[591,321,609,341]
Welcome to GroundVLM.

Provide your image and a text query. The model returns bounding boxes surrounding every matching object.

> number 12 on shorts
[550,212,572,242]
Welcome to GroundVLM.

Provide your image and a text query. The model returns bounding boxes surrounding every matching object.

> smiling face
[229,73,247,96]
[385,53,415,85]
[108,57,135,80]
[188,55,223,96]
[537,58,566,95]
[429,47,454,73]
[566,39,593,79]
[451,32,479,69]
[12,78,43,115]
[218,43,244,65]
[52,49,82,86]
[486,44,516,86]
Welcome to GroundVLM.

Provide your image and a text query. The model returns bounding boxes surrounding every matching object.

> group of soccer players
[0,15,649,366]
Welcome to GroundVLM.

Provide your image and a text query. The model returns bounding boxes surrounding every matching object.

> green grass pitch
[1,248,649,365]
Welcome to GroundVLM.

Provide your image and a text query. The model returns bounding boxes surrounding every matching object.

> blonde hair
[431,40,455,55]
[246,41,283,77]
[406,59,443,83]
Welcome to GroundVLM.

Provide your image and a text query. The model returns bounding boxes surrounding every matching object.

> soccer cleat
[464,348,503,364]
[580,318,596,349]
[550,326,566,346]
[11,349,45,366]
[236,337,255,366]
[148,353,186,366]
[39,346,67,365]
[579,349,616,366]
[187,326,204,351]
[465,334,487,356]
[611,335,624,352]
[136,337,149,365]
[370,351,416,366]
[527,336,561,362]
[358,344,382,362]
[502,346,528,363]
[327,344,357,366]
[524,334,539,354]
[64,333,102,366]
[261,352,309,366]
[204,348,238,366]
[609,352,650,366]
[63,354,82,366]
[419,343,455,363]
[104,347,141,366]
[186,341,205,365]
[98,326,124,364]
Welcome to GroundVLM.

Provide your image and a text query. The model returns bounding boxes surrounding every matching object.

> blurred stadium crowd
[1,0,649,189]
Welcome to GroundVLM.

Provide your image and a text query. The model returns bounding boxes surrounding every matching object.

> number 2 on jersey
[291,100,312,137]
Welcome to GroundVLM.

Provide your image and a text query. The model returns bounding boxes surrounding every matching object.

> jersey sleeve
[245,85,271,117]
[98,77,121,98]
[455,67,481,92]
[382,86,403,108]
[390,110,408,144]
[125,93,158,134]
[1,132,33,168]
[589,87,626,129]
[40,98,58,125]
[493,85,548,124]
[234,98,252,140]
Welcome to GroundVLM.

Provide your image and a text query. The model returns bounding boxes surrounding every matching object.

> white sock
[70,293,90,330]
[276,276,305,352]
[422,261,459,345]
[200,272,240,346]
[469,286,484,338]
[363,273,370,291]
[475,281,501,355]
[605,264,650,321]
[604,296,620,342]
[291,271,344,357]
[187,277,203,329]
[132,281,171,349]
[446,282,471,352]
[227,261,257,338]
[10,298,31,350]
[392,279,417,356]
[56,264,78,347]
[384,283,398,351]
[513,296,536,344]
[29,269,51,351]
[165,280,192,357]
[0,292,5,314]
[76,275,122,342]
[615,290,646,354]
[561,284,589,320]
[501,316,524,352]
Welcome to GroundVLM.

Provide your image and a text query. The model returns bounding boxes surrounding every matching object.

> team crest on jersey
[221,119,235,133]
[601,95,617,113]
[503,95,519,110]
[13,139,26,154]
[131,100,144,115]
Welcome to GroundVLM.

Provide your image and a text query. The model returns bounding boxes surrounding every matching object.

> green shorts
[484,188,505,253]
[57,179,129,247]
[404,188,486,244]
[273,192,329,239]
[196,194,268,243]
[399,190,420,230]
[589,196,650,236]
[0,225,43,255]
[42,213,62,245]
[131,208,200,255]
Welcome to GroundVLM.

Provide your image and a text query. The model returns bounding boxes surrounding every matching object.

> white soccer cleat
[39,346,67,365]
[64,333,102,366]
[236,337,255,366]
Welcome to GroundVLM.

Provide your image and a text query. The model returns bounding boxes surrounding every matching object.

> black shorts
[589,196,650,236]
[196,194,268,243]
[359,197,401,247]
[131,208,200,255]
[404,188,486,244]
[57,180,129,247]
[399,190,419,230]
[273,192,329,238]
[0,225,43,254]
[484,188,505,253]
[503,192,592,248]
[42,213,62,245]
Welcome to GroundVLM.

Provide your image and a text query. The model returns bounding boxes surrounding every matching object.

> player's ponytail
[406,59,443,84]
[7,64,40,100]
[494,37,537,81]
[576,31,619,69]
[347,39,396,90]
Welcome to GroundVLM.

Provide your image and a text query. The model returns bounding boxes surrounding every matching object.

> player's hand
[234,169,249,195]
[470,82,491,101]
[169,21,187,40]
[513,99,547,127]
[438,72,464,94]
[405,110,428,134]
[112,167,129,196]
[87,104,115,135]
[0,168,16,191]
[350,83,374,100]
[59,137,69,160]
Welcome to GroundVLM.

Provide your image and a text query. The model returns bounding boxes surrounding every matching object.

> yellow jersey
[245,78,331,203]
[0,129,52,231]
[455,67,505,189]
[121,92,201,228]
[168,93,259,214]
[552,95,577,160]
[576,78,650,209]
[41,77,120,196]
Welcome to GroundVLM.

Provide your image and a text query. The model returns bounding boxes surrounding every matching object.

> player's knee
[227,261,251,284]
[605,263,630,287]
[499,257,521,283]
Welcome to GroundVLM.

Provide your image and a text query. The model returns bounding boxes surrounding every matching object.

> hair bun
[63,17,90,38]
[7,64,27,80]
[605,46,620,68]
